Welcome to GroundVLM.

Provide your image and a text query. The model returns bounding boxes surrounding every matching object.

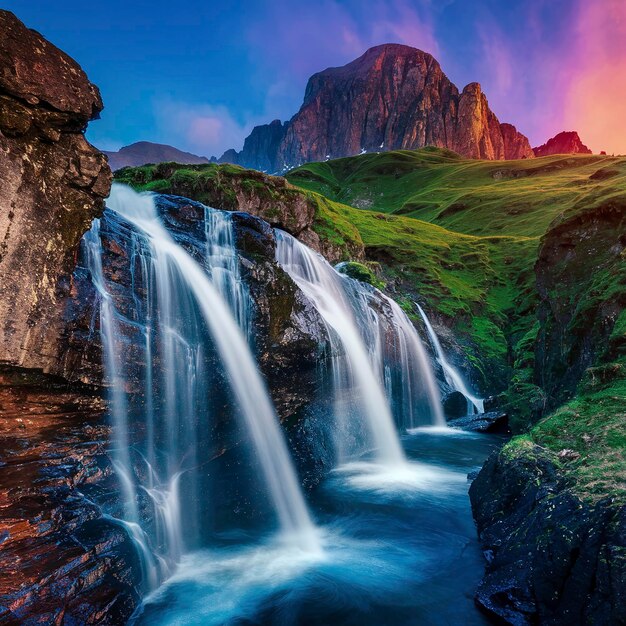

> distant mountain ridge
[103,141,209,170]
[533,131,592,157]
[219,44,534,171]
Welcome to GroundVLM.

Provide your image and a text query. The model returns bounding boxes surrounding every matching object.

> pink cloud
[560,0,626,153]
[153,99,266,156]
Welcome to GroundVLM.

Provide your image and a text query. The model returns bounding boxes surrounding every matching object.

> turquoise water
[133,428,500,626]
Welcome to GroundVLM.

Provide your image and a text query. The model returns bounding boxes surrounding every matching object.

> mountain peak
[220,45,532,171]
[103,141,210,171]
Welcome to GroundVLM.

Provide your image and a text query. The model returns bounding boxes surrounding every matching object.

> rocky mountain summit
[103,141,210,170]
[220,44,534,171]
[533,131,592,157]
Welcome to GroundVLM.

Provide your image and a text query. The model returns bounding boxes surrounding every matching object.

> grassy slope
[287,148,626,238]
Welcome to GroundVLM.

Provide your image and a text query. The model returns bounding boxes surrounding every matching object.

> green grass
[287,149,626,238]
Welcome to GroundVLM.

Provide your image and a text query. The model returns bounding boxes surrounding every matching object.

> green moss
[528,377,626,502]
[337,262,386,290]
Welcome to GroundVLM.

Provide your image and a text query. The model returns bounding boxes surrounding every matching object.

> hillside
[287,148,625,237]
[287,148,626,501]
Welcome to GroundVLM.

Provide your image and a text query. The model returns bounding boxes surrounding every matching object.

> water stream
[275,230,406,465]
[133,429,502,626]
[416,304,484,414]
[85,186,494,623]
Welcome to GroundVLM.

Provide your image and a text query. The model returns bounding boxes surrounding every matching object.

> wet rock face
[0,10,112,375]
[117,163,365,264]
[220,44,533,171]
[469,444,626,625]
[66,194,329,421]
[448,411,509,434]
[534,200,626,409]
[0,368,143,625]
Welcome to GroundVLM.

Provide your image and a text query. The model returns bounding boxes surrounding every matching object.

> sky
[5,0,626,156]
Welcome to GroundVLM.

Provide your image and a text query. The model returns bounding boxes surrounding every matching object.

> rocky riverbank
[470,439,625,625]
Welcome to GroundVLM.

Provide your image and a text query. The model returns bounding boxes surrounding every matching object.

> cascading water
[86,184,320,589]
[275,231,445,465]
[274,231,404,465]
[381,296,446,427]
[416,304,484,414]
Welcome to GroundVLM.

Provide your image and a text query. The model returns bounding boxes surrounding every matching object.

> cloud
[152,100,261,157]
[560,0,626,153]
[479,0,626,153]
[245,0,439,101]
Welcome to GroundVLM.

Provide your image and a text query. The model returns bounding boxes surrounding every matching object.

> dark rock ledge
[469,440,626,625]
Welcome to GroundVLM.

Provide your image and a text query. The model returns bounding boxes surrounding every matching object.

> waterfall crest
[86,185,319,588]
[416,304,484,414]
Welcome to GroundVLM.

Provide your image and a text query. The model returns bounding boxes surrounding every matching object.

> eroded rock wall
[0,10,111,375]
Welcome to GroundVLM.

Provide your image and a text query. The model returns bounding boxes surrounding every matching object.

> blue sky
[5,0,625,155]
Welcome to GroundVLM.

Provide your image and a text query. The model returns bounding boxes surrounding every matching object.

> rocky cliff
[0,10,111,375]
[533,131,592,157]
[103,141,210,171]
[0,368,143,625]
[535,197,626,409]
[220,44,533,171]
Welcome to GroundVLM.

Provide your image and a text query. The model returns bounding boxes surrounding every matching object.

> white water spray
[275,231,405,465]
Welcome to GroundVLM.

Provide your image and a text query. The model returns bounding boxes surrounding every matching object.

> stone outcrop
[501,123,535,160]
[66,193,329,420]
[115,162,366,263]
[103,141,210,171]
[447,411,509,434]
[0,10,112,375]
[220,44,533,171]
[533,131,592,157]
[470,441,626,625]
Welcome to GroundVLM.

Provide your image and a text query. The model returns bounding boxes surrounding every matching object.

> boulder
[448,411,510,434]
[443,390,468,419]
[469,441,626,624]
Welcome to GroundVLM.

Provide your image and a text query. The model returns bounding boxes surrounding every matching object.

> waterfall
[86,184,319,587]
[415,304,484,414]
[275,231,444,464]
[381,297,446,427]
